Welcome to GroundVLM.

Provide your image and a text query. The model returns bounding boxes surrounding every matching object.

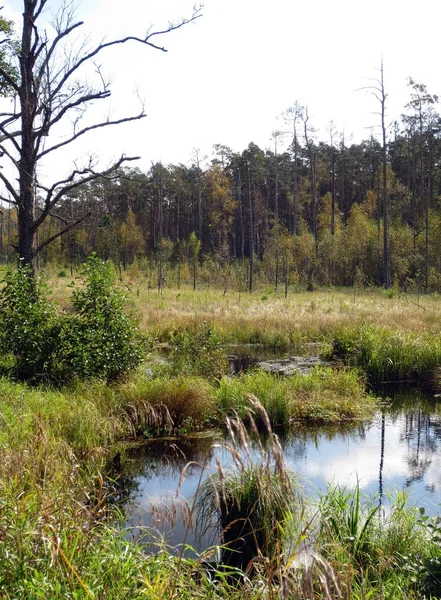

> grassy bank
[216,367,374,425]
[45,273,441,383]
[0,369,374,598]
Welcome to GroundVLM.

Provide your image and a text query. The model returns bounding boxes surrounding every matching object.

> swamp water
[120,385,441,554]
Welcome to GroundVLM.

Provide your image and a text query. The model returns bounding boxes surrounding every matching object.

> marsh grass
[43,274,441,339]
[216,367,375,425]
[117,375,216,434]
[316,486,439,599]
[190,399,439,599]
[3,272,441,597]
[319,481,380,566]
[0,375,439,598]
[195,397,302,572]
[45,273,441,388]
[331,323,441,383]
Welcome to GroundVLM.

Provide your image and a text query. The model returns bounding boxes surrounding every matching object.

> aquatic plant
[318,481,380,565]
[119,375,215,435]
[216,366,375,425]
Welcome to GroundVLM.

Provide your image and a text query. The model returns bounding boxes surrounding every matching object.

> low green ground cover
[0,381,439,599]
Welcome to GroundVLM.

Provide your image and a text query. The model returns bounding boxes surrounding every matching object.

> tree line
[0,77,437,292]
[0,1,439,293]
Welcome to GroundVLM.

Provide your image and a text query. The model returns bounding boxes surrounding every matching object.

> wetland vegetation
[1,260,441,597]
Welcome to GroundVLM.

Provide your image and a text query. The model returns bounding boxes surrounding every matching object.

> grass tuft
[331,322,441,383]
[216,367,375,425]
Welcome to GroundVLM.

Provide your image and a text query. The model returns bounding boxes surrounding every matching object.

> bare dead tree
[282,101,303,235]
[359,59,391,289]
[0,0,202,272]
[303,108,318,254]
[328,120,337,236]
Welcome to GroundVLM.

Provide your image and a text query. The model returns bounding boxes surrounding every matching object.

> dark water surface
[121,386,441,553]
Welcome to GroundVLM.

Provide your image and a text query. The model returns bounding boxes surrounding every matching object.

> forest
[2,79,439,294]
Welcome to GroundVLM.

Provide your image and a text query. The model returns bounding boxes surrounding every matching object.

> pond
[120,385,441,554]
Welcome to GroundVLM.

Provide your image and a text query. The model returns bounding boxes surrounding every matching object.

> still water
[121,386,441,552]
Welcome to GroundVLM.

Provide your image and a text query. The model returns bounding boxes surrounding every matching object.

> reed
[117,375,216,435]
[0,377,438,598]
[195,397,303,574]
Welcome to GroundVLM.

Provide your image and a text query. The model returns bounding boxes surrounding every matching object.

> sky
[2,0,441,178]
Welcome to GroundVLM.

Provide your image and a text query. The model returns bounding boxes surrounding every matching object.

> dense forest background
[4,80,441,293]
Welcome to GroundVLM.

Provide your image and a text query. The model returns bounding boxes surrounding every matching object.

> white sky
[2,0,441,177]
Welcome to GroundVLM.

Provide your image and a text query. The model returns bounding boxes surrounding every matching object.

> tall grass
[0,375,438,598]
[331,322,441,383]
[117,375,216,434]
[316,486,438,599]
[191,399,439,599]
[216,367,375,425]
[45,274,441,345]
[195,398,302,571]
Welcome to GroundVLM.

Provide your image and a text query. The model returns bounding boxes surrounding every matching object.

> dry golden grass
[45,272,441,341]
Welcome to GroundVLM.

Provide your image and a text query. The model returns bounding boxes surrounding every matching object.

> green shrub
[0,255,145,383]
[0,262,57,380]
[55,254,145,381]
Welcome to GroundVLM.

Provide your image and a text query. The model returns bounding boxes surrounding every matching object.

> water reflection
[120,386,441,553]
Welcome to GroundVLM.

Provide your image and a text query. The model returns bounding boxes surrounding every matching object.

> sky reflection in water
[122,386,441,552]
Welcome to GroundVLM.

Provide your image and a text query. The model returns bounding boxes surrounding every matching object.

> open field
[129,286,441,342]
[46,272,441,384]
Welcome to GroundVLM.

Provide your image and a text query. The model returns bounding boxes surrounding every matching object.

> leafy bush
[55,255,145,381]
[0,262,57,380]
[0,255,144,383]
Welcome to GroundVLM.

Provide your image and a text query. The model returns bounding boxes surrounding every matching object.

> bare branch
[48,211,69,225]
[37,112,145,159]
[36,210,91,254]
[0,170,19,203]
[37,20,84,82]
[49,6,203,101]
[33,154,140,231]
[0,124,21,151]
[0,194,17,205]
[46,88,111,131]
[0,143,20,168]
[35,0,49,21]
